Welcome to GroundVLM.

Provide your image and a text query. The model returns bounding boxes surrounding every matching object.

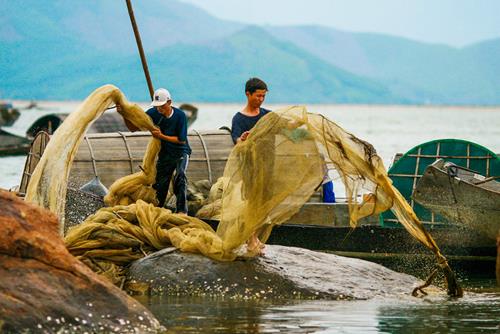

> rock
[0,190,162,333]
[126,245,435,300]
[64,186,106,232]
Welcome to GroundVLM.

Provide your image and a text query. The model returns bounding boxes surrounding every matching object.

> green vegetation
[1,0,498,104]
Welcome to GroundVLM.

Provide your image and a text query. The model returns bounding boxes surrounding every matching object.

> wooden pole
[125,0,154,99]
[496,234,500,286]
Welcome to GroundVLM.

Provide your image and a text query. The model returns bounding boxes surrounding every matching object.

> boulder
[0,190,162,333]
[126,245,436,300]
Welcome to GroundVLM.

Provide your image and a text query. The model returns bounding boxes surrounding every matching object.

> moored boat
[413,159,500,240]
[0,127,31,155]
[381,138,500,227]
[17,132,499,276]
[0,102,20,126]
[26,105,198,138]
[18,129,233,194]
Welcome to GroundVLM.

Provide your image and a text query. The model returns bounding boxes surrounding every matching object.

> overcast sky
[180,0,500,47]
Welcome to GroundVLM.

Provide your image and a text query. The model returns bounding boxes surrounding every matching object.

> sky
[180,0,500,47]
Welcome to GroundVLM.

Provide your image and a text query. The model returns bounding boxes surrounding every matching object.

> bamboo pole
[125,0,154,99]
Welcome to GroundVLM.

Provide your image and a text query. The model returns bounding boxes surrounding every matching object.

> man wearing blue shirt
[231,78,271,144]
[125,88,191,213]
[230,78,272,254]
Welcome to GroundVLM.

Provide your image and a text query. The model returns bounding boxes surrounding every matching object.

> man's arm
[176,111,189,144]
[231,115,246,144]
[151,128,185,144]
[236,131,250,143]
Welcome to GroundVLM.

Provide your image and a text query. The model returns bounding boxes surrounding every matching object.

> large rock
[126,245,437,300]
[0,190,162,333]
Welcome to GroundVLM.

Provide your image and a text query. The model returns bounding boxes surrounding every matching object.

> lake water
[1,101,499,332]
[135,290,500,333]
[1,101,499,190]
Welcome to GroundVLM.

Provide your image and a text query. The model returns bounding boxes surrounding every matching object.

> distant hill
[0,0,242,53]
[111,26,401,103]
[3,26,400,103]
[1,0,498,104]
[267,26,500,104]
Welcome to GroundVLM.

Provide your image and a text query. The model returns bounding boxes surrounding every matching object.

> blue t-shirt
[146,106,191,158]
[231,108,271,144]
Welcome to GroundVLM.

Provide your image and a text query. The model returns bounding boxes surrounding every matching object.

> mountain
[0,0,402,103]
[2,26,401,103]
[0,0,242,53]
[1,0,498,104]
[109,26,401,103]
[461,38,500,102]
[267,25,500,104]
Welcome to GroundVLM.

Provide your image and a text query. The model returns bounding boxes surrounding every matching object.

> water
[136,287,500,333]
[1,101,499,190]
[1,101,499,332]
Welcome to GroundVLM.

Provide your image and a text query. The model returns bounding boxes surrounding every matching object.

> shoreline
[5,99,500,111]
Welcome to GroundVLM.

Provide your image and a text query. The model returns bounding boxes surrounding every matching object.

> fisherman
[230,77,334,255]
[122,88,191,214]
[231,77,271,144]
[230,78,272,254]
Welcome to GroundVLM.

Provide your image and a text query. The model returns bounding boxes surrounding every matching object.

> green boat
[413,159,500,240]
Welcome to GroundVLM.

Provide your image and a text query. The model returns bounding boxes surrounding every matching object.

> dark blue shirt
[146,106,191,158]
[231,108,271,144]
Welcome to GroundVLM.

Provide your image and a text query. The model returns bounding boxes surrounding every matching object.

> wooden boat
[17,134,499,276]
[26,105,198,138]
[376,139,499,277]
[381,138,500,226]
[18,131,50,193]
[0,102,20,126]
[413,159,500,240]
[0,128,31,155]
[18,129,234,194]
[26,111,134,138]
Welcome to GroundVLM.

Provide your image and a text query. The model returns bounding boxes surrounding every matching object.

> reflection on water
[136,281,499,333]
[377,293,500,333]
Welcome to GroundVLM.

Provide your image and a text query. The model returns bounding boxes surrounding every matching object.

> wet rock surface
[126,245,431,300]
[0,190,161,333]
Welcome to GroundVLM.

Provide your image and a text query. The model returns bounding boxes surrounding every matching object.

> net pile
[25,85,461,296]
[64,200,215,284]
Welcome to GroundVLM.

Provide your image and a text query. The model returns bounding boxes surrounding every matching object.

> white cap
[150,88,171,107]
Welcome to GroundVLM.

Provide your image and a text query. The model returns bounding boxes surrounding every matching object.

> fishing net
[26,85,461,296]
[64,200,215,285]
[25,85,159,234]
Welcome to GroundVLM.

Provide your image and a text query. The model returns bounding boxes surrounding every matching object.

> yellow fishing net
[25,85,159,234]
[25,85,461,296]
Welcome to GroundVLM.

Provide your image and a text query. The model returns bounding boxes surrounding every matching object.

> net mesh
[25,85,461,295]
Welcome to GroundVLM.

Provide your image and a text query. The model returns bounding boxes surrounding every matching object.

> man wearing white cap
[126,88,191,213]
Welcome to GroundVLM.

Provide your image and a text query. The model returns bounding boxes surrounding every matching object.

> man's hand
[151,128,162,139]
[150,128,186,144]
[240,131,250,142]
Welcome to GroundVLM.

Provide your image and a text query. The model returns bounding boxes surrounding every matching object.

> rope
[84,136,99,177]
[118,131,135,173]
[192,129,213,184]
[412,266,439,297]
[446,164,464,226]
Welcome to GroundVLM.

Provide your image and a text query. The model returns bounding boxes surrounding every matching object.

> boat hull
[413,159,500,240]
[0,128,30,156]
